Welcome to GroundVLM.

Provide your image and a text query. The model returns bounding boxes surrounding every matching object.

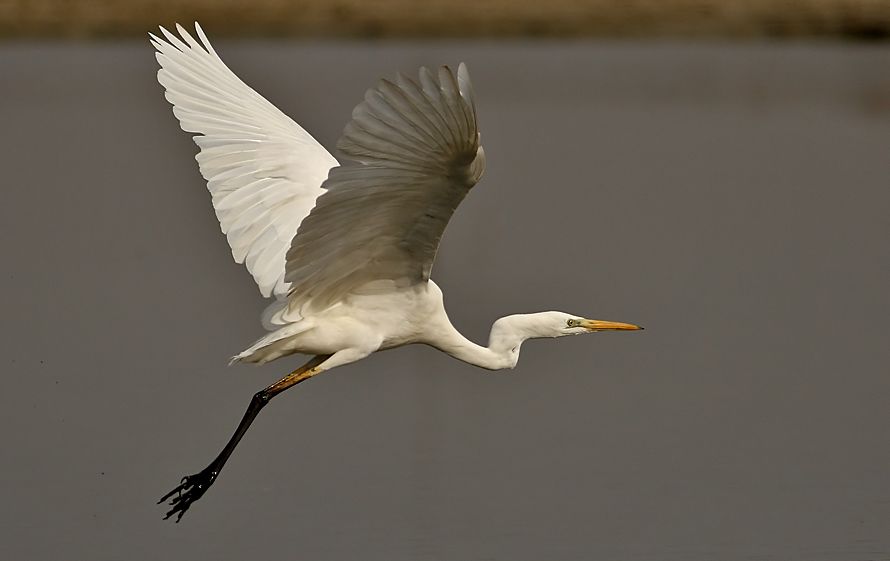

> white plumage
[284,63,485,315]
[153,23,641,522]
[152,23,336,299]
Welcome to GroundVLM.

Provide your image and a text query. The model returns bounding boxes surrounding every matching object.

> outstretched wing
[151,23,337,298]
[283,64,485,314]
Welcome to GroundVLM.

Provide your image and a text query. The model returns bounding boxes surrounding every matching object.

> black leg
[159,354,329,522]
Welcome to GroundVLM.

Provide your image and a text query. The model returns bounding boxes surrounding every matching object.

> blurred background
[2,1,889,561]
[3,0,890,38]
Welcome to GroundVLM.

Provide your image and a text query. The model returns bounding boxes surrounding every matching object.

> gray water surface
[1,40,888,560]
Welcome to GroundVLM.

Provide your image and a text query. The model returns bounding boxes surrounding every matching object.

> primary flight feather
[152,23,336,299]
[153,22,641,522]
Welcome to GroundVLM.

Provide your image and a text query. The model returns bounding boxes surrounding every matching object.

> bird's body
[152,22,642,522]
[239,280,587,370]
[237,280,447,365]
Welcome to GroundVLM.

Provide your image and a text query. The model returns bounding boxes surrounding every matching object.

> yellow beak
[580,319,643,332]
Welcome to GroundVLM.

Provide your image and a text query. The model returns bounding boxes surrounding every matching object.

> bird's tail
[230,320,313,365]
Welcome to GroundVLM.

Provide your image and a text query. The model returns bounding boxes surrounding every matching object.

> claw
[157,477,187,505]
[158,470,217,522]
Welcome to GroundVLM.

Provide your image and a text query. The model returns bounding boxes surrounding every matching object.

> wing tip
[456,62,476,107]
[151,21,208,51]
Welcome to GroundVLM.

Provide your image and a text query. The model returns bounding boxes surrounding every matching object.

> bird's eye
[566,319,576,328]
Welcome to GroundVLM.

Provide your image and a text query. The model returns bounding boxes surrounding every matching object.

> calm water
[1,40,888,560]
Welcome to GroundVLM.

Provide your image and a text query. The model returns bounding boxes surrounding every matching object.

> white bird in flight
[152,22,642,521]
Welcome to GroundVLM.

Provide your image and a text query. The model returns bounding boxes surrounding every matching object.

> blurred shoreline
[3,0,890,40]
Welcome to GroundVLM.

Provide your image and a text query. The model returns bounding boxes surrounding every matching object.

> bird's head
[528,311,643,338]
[490,311,642,351]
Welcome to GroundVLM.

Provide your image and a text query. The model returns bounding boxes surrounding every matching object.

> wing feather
[152,22,337,298]
[283,64,485,314]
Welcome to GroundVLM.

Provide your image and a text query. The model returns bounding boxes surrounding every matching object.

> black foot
[158,468,218,522]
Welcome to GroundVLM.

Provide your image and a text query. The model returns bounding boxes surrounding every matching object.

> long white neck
[427,314,536,371]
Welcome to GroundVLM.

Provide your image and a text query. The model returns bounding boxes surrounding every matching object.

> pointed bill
[580,319,643,332]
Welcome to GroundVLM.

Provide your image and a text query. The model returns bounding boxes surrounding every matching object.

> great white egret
[152,23,642,522]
